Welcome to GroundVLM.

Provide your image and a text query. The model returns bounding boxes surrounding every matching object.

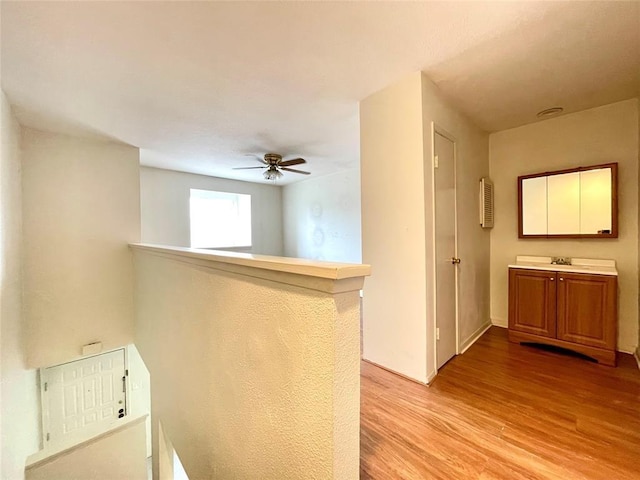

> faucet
[551,256,572,265]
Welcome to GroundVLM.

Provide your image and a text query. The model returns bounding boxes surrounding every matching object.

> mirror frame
[518,162,618,239]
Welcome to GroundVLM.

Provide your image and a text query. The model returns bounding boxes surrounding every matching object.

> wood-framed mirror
[518,162,618,239]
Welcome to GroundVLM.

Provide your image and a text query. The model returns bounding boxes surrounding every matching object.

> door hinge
[125,369,129,376]
[436,328,440,341]
[44,382,48,392]
[46,433,50,442]
[434,155,439,169]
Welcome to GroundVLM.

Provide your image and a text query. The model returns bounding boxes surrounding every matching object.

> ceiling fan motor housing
[264,153,282,165]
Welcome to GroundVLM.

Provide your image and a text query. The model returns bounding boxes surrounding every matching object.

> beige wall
[360,73,429,382]
[283,168,362,263]
[133,247,362,479]
[127,344,151,458]
[26,416,147,480]
[421,74,491,353]
[360,73,490,383]
[22,129,141,368]
[140,166,283,256]
[1,92,40,479]
[489,99,639,353]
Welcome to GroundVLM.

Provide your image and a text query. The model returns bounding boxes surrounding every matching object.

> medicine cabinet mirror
[518,162,618,238]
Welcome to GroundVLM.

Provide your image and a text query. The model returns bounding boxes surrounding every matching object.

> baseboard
[491,318,508,328]
[361,358,428,386]
[426,370,437,385]
[634,347,640,371]
[460,321,492,354]
[617,344,636,355]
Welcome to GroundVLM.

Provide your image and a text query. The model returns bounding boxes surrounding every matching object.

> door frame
[39,347,129,447]
[429,123,460,379]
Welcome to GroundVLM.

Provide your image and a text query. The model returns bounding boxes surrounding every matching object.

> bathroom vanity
[508,256,618,366]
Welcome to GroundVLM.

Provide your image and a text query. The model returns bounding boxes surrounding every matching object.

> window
[189,189,251,249]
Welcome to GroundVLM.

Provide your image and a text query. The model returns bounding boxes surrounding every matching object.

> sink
[550,263,579,270]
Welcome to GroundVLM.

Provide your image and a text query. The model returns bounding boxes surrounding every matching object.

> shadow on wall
[158,422,189,480]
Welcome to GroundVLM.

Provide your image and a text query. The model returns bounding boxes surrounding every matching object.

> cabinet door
[509,268,557,337]
[556,273,617,350]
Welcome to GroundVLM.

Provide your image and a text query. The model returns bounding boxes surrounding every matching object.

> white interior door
[434,132,458,369]
[42,349,127,446]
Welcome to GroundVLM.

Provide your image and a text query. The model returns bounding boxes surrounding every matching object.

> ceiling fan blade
[243,153,269,164]
[279,158,306,167]
[232,166,266,170]
[280,167,311,175]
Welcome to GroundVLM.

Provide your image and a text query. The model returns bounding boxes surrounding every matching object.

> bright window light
[189,189,252,249]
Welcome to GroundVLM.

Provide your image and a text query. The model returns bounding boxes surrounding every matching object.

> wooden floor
[360,327,640,480]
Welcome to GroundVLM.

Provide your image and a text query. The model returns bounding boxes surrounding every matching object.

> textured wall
[283,168,362,263]
[22,129,140,368]
[140,166,284,255]
[0,91,40,479]
[133,249,361,479]
[489,99,639,353]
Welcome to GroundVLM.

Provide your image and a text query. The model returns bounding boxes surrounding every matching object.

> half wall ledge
[130,243,370,479]
[129,243,371,294]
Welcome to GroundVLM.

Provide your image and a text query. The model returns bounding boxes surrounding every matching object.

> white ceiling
[1,1,639,185]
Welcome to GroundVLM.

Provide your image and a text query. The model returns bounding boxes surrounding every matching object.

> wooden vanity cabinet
[508,268,617,366]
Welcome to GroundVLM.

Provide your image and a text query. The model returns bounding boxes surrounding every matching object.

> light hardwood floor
[360,327,640,479]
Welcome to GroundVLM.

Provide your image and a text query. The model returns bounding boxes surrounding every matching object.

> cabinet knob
[550,277,555,281]
[560,277,564,281]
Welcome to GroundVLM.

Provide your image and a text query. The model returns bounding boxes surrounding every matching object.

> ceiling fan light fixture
[263,168,283,181]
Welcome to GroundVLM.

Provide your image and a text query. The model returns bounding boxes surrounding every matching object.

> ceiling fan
[233,153,310,180]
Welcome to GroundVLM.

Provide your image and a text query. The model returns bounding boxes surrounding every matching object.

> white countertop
[508,255,617,276]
